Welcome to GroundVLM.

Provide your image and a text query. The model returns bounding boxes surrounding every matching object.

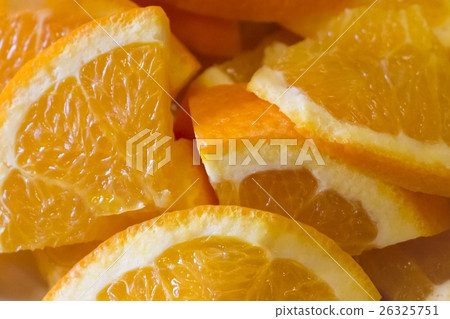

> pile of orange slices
[0,0,449,301]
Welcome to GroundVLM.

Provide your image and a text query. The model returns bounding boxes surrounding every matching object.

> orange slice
[190,84,450,255]
[44,206,380,301]
[0,5,214,252]
[249,3,450,197]
[356,229,450,301]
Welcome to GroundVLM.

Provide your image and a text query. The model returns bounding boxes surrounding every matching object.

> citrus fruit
[248,3,450,197]
[0,251,48,300]
[44,206,380,301]
[356,229,450,301]
[0,5,214,253]
[189,84,450,255]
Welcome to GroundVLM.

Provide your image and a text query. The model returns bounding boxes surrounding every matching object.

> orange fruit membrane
[248,2,450,197]
[44,206,380,301]
[189,84,450,255]
[356,229,450,301]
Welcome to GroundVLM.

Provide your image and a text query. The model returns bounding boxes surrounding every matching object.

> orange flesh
[226,169,377,255]
[0,44,172,250]
[160,4,242,58]
[0,12,77,92]
[97,235,337,300]
[356,230,450,300]
[15,43,170,198]
[274,5,450,145]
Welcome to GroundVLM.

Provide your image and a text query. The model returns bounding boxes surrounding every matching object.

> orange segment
[0,5,212,252]
[190,84,450,255]
[44,206,380,301]
[356,229,450,301]
[249,3,450,196]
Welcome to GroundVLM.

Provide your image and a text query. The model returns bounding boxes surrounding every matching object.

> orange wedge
[356,229,450,301]
[249,2,450,197]
[190,84,450,255]
[44,206,380,301]
[0,5,213,252]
